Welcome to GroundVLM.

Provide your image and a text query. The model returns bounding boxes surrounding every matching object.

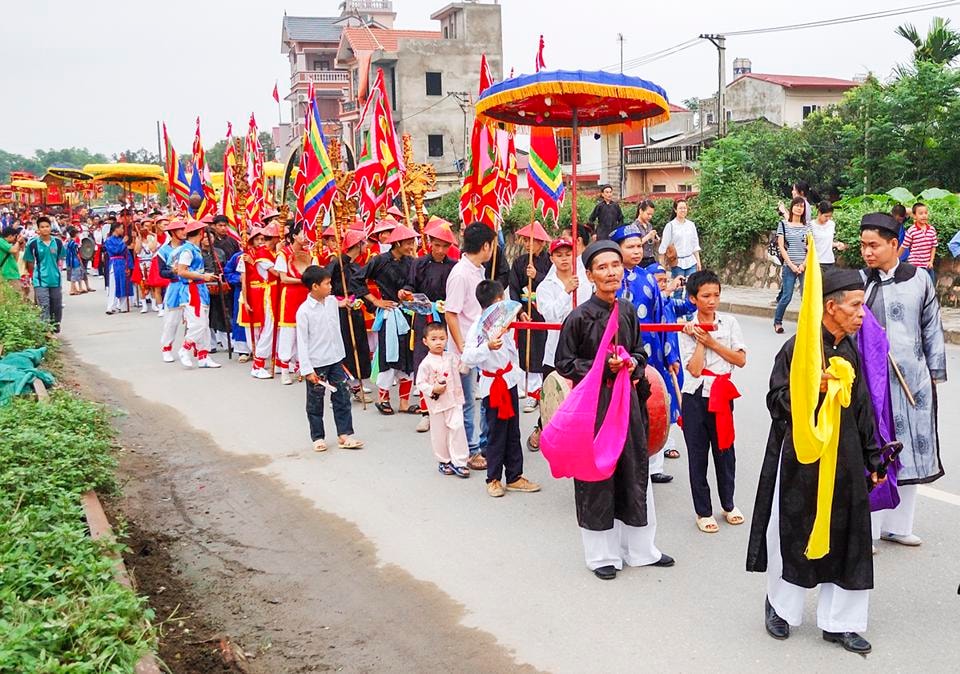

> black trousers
[680,391,736,517]
[483,387,523,484]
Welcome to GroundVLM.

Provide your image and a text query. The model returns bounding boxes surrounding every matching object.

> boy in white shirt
[679,270,747,534]
[296,265,364,452]
[461,280,541,498]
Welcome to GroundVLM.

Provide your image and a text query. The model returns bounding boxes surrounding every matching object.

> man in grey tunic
[859,212,947,547]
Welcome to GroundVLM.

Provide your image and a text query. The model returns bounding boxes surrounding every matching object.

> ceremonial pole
[330,208,368,412]
[232,138,255,361]
[269,204,290,379]
[205,227,234,359]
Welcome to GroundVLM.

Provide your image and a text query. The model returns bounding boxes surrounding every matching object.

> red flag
[245,113,265,225]
[460,54,500,229]
[221,124,240,241]
[535,35,546,72]
[272,82,280,103]
[192,118,218,219]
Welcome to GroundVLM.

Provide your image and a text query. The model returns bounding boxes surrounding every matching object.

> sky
[1,0,957,159]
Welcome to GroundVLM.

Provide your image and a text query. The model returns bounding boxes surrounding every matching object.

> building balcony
[340,100,359,116]
[625,144,701,168]
[342,0,393,11]
[290,70,350,88]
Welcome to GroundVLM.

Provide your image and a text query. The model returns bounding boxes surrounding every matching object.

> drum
[644,366,670,456]
[206,281,226,295]
[79,237,96,261]
[540,367,671,457]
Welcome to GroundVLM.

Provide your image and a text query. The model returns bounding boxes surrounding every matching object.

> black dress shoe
[822,631,871,654]
[593,565,618,580]
[651,553,675,567]
[651,473,674,484]
[765,596,790,640]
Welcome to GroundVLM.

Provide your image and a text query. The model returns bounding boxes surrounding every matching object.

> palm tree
[896,16,960,66]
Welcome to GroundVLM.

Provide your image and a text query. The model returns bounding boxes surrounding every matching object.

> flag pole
[329,205,368,411]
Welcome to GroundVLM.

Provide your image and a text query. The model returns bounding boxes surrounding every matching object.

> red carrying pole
[510,321,717,332]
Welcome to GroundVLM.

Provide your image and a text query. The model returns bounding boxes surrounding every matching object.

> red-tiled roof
[668,103,689,112]
[732,73,857,89]
[341,27,442,52]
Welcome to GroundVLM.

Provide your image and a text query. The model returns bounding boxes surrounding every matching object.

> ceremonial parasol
[263,161,286,178]
[10,179,48,190]
[476,70,670,275]
[45,167,94,181]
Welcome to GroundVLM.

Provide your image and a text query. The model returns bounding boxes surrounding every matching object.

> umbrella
[264,161,285,178]
[10,179,48,190]
[476,69,670,279]
[83,163,165,180]
[45,167,94,181]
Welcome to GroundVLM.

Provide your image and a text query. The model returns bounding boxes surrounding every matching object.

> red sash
[481,361,515,419]
[701,368,740,451]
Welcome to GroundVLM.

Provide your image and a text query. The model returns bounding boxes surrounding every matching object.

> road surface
[62,291,960,672]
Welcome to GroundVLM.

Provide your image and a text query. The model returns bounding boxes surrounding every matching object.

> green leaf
[886,187,916,203]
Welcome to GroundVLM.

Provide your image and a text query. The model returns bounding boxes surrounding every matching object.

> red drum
[644,366,670,456]
[539,366,671,458]
[206,282,226,295]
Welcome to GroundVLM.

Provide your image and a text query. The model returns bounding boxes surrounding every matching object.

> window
[428,134,444,157]
[558,137,581,165]
[677,184,691,193]
[652,184,667,193]
[706,112,715,125]
[443,26,448,38]
[802,104,821,119]
[312,58,331,71]
[425,72,443,96]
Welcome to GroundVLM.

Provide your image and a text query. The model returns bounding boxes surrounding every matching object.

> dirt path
[63,356,539,673]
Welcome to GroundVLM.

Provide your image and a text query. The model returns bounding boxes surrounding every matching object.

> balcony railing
[290,70,350,87]
[340,100,358,115]
[342,0,393,11]
[625,144,701,166]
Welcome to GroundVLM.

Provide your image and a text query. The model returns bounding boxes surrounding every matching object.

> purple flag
[857,305,900,511]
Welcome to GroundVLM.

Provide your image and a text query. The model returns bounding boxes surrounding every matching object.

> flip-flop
[664,448,681,459]
[723,507,745,525]
[696,516,720,533]
[375,402,395,415]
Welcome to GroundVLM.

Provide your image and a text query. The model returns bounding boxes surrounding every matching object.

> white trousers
[767,473,870,633]
[254,312,274,362]
[649,434,674,475]
[277,326,298,369]
[521,371,543,394]
[159,306,184,350]
[580,478,661,570]
[183,306,210,353]
[871,483,918,539]
[376,368,412,389]
[105,279,123,311]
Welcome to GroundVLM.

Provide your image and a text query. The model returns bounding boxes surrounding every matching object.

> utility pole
[449,91,470,176]
[617,32,625,198]
[700,34,726,137]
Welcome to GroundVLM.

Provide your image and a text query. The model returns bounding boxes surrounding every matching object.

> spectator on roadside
[23,215,66,332]
[891,204,910,259]
[1,226,25,289]
[810,201,847,266]
[632,199,660,268]
[778,180,812,224]
[773,197,810,334]
[587,184,624,241]
[658,198,701,295]
[899,202,938,281]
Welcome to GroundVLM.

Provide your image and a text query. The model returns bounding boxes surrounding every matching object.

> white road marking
[919,485,960,506]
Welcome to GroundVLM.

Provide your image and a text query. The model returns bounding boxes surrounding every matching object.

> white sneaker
[280,371,293,385]
[198,356,222,369]
[178,348,194,368]
[158,307,165,317]
[162,350,175,363]
[252,368,272,380]
[154,303,162,313]
[880,532,922,546]
[416,415,430,433]
[140,303,149,314]
[524,397,539,413]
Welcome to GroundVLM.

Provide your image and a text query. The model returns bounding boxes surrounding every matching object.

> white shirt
[811,219,836,264]
[295,295,345,372]
[460,322,523,398]
[658,218,701,268]
[679,313,746,396]
[444,255,485,354]
[536,264,593,367]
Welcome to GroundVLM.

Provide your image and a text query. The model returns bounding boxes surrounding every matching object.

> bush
[0,392,157,671]
[0,282,51,353]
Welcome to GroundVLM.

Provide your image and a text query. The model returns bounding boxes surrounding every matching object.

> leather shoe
[765,596,790,640]
[823,631,871,654]
[651,473,674,484]
[593,565,618,580]
[651,553,675,567]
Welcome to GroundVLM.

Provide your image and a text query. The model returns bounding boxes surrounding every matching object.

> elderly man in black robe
[555,240,675,581]
[746,268,884,654]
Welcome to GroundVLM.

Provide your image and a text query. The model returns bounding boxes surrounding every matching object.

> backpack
[766,221,786,266]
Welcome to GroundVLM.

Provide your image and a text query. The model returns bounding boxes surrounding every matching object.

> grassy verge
[0,284,158,672]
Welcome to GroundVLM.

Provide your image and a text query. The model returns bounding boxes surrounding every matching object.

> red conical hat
[424,216,457,245]
[514,221,551,242]
[183,219,206,235]
[321,225,336,238]
[371,215,399,236]
[342,230,365,252]
[386,223,419,243]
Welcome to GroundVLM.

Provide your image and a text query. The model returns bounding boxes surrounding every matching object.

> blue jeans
[460,367,484,456]
[305,362,354,441]
[774,266,804,325]
[671,264,698,304]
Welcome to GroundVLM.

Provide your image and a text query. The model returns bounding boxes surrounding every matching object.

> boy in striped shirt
[899,202,938,279]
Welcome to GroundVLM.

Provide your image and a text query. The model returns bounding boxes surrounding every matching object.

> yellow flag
[788,234,856,559]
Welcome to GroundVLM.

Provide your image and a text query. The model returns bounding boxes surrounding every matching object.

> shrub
[0,282,50,353]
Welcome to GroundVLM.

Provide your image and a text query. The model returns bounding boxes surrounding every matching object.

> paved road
[62,292,960,672]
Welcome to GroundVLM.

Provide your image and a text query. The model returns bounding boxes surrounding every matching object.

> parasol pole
[570,108,580,307]
[330,206,368,411]
[270,204,290,379]
[205,228,233,360]
[524,203,535,399]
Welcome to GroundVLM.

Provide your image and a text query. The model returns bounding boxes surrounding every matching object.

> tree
[896,16,960,66]
[112,148,160,164]
[205,139,229,173]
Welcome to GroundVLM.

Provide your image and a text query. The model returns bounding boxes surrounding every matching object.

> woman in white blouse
[658,199,702,296]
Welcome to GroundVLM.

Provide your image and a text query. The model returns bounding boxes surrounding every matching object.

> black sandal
[375,402,395,415]
[400,406,422,415]
[664,448,681,459]
[774,324,784,334]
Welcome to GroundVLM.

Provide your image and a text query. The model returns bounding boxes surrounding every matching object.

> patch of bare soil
[60,356,542,674]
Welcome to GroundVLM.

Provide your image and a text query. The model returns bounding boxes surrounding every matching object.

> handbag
[766,221,786,265]
[541,301,634,482]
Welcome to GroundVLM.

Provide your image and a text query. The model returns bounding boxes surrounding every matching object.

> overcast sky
[1,0,956,158]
